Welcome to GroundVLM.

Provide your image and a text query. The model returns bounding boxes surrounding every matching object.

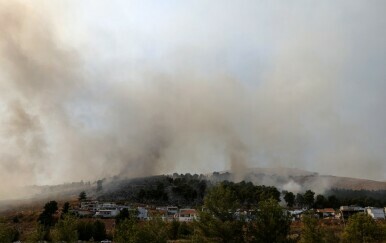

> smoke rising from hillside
[1,1,386,199]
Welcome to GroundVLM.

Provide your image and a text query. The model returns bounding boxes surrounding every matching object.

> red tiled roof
[316,208,335,213]
[179,209,197,215]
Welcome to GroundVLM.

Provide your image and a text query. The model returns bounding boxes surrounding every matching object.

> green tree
[137,218,168,243]
[114,217,140,243]
[196,211,244,243]
[204,183,240,221]
[303,190,315,209]
[196,183,244,242]
[314,195,326,209]
[323,228,340,243]
[79,191,87,201]
[114,217,168,243]
[51,215,78,242]
[296,193,305,208]
[327,195,340,209]
[283,191,295,208]
[299,212,324,243]
[177,222,193,239]
[249,198,292,243]
[0,219,19,243]
[77,221,94,241]
[342,213,382,243]
[167,220,181,240]
[93,220,107,241]
[37,200,58,227]
[27,224,49,242]
[61,201,70,219]
[116,208,135,224]
[97,180,103,192]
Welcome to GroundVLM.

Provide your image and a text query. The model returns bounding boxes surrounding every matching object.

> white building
[95,209,120,218]
[167,206,178,216]
[95,202,120,218]
[366,207,385,220]
[137,207,148,220]
[97,202,117,210]
[177,209,197,222]
[80,200,99,211]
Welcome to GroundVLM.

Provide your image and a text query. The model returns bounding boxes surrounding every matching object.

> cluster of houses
[72,200,198,222]
[288,206,386,221]
[73,200,386,223]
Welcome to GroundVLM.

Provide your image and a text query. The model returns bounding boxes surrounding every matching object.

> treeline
[100,173,386,209]
[282,190,341,209]
[137,176,207,205]
[327,189,386,207]
[100,174,208,205]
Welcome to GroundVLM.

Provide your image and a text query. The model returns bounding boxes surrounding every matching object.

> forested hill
[97,173,386,208]
[98,174,208,206]
[4,168,386,210]
[98,174,282,207]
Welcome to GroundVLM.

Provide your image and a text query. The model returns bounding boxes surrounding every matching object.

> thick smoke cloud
[1,1,386,199]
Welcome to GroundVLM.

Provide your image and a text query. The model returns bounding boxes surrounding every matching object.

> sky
[0,1,386,198]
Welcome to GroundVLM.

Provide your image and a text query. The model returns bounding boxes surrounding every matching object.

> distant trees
[283,191,295,208]
[138,182,168,202]
[296,193,305,208]
[314,194,326,209]
[303,190,315,209]
[61,202,70,219]
[97,179,104,192]
[327,195,340,209]
[289,190,316,209]
[327,189,386,208]
[79,191,87,201]
[134,177,207,205]
[37,200,58,227]
[283,190,344,209]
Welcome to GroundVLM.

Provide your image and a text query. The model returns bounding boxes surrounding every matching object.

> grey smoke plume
[1,1,386,199]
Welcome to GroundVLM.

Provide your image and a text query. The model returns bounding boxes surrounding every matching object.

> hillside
[2,167,386,210]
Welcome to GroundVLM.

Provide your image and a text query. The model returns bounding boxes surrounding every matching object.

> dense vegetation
[327,189,386,207]
[99,174,208,205]
[3,175,386,242]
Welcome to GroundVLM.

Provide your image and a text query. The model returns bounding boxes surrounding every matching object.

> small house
[177,209,197,222]
[339,206,364,220]
[316,208,335,219]
[365,207,385,220]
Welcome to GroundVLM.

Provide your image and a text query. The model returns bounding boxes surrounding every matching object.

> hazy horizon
[1,0,386,199]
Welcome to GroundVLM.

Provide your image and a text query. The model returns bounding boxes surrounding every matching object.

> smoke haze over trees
[1,1,386,199]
